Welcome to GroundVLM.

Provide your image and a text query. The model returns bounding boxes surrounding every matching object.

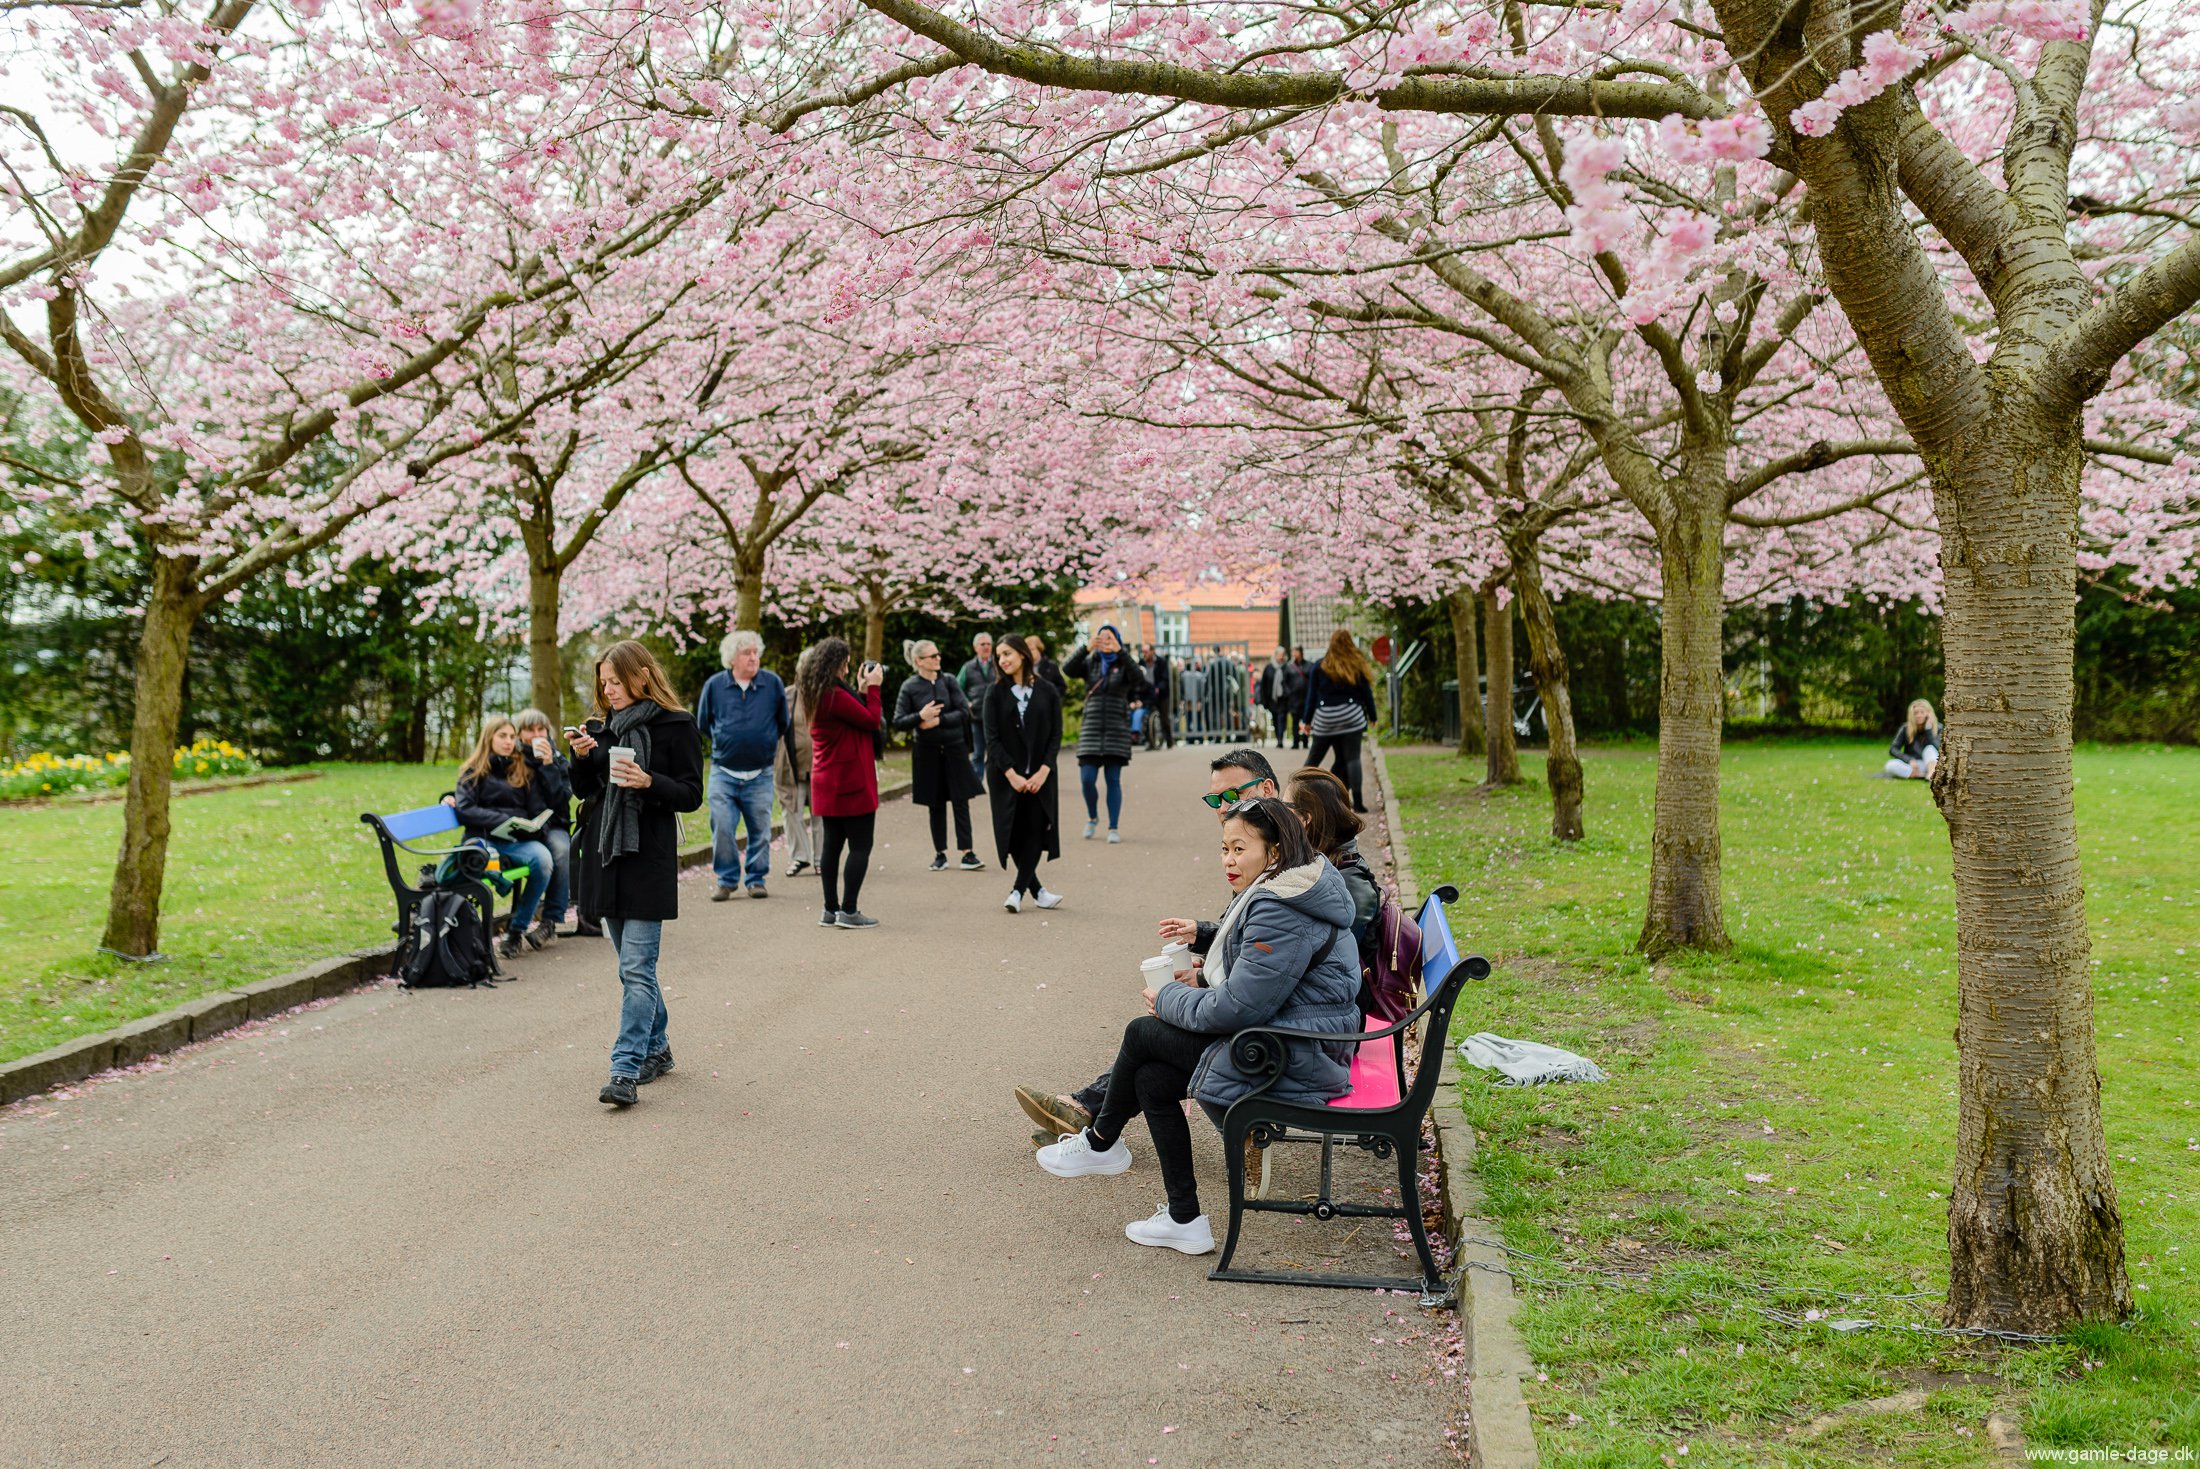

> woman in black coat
[1063,622,1152,843]
[985,635,1064,912]
[566,640,704,1110]
[892,638,984,871]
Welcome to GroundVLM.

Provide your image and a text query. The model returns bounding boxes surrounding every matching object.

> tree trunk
[1447,586,1485,756]
[863,591,888,665]
[1510,551,1584,842]
[1936,416,2130,1331]
[100,554,204,958]
[1637,504,1730,955]
[731,548,766,632]
[526,555,565,724]
[1480,586,1520,785]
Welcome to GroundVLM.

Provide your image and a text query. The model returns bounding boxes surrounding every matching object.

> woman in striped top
[1300,629,1378,813]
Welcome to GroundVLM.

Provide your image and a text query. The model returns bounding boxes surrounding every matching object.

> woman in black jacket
[893,639,984,871]
[1064,622,1153,843]
[985,634,1065,912]
[452,715,556,961]
[566,640,704,1109]
[1301,629,1379,813]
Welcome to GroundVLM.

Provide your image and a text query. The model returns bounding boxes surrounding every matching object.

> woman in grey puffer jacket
[1033,797,1359,1257]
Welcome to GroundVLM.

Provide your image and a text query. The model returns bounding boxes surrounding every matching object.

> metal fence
[1144,642,1255,746]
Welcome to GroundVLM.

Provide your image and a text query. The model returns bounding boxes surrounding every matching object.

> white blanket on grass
[1458,1033,1609,1086]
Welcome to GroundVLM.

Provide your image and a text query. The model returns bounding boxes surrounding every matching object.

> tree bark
[1447,586,1485,756]
[1480,586,1520,785]
[862,587,889,665]
[1936,414,2131,1331]
[526,553,565,724]
[1637,502,1730,955]
[100,553,204,957]
[731,548,766,632]
[1509,550,1584,842]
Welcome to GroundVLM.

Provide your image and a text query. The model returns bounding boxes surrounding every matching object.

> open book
[491,811,552,839]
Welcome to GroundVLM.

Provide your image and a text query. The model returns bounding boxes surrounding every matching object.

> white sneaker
[1106,829,1121,844]
[1004,889,1023,913]
[1036,1131,1132,1178]
[1083,819,1098,839]
[1125,1204,1216,1255]
[1033,888,1063,910]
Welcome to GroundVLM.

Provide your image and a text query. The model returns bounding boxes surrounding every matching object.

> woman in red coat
[801,636,887,929]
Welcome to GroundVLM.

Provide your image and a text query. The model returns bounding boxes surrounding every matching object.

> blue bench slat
[378,805,464,842]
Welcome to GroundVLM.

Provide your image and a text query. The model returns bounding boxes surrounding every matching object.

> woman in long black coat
[565,640,704,1110]
[985,634,1063,912]
[1063,622,1152,842]
[893,638,985,871]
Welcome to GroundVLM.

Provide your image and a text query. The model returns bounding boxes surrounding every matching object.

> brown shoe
[712,885,735,902]
[1015,1084,1093,1137]
[1032,1128,1054,1148]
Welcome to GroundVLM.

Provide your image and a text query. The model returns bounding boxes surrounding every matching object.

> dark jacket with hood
[1064,641,1153,765]
[1154,859,1363,1109]
[453,753,552,840]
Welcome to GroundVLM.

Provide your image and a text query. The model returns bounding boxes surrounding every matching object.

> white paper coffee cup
[1162,941,1194,976]
[1140,955,1173,986]
[608,746,637,778]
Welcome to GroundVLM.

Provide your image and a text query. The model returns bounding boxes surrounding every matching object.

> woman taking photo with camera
[1064,622,1153,843]
[803,636,888,929]
[566,641,704,1109]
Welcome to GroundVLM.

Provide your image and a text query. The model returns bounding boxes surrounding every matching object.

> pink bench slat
[1327,1015,1401,1110]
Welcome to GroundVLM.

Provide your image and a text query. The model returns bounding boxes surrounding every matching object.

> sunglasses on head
[1202,783,1264,809]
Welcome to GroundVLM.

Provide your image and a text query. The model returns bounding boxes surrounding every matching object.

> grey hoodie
[1155,859,1363,1110]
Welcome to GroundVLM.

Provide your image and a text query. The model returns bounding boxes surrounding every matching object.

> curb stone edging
[1368,739,1541,1469]
[0,946,396,1106]
[2,773,920,1106]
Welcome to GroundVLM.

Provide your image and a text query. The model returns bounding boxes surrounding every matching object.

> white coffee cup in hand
[608,745,639,786]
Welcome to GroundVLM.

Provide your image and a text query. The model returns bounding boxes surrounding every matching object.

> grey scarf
[594,700,660,866]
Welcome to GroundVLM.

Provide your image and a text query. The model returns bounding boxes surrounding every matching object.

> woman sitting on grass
[1884,699,1940,780]
[452,714,556,960]
[1034,796,1361,1256]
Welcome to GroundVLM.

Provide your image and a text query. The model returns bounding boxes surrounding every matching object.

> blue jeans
[709,766,774,890]
[604,917,666,1080]
[541,825,572,926]
[487,838,552,933]
[1079,761,1122,828]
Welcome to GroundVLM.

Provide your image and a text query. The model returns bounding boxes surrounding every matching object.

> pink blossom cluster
[1791,31,1930,138]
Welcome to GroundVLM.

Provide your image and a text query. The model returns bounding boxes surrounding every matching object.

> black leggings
[1007,795,1050,895]
[819,811,875,914]
[1088,1015,1212,1224]
[1305,729,1365,809]
[927,797,974,856]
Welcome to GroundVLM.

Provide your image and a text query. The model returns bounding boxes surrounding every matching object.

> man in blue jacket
[695,630,790,900]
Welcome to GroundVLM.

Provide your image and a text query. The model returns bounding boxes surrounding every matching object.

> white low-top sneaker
[1124,1204,1215,1255]
[1003,889,1023,913]
[1106,829,1122,844]
[1036,1131,1132,1178]
[1033,888,1064,909]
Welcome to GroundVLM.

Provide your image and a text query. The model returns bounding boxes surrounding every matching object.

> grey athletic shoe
[834,910,879,929]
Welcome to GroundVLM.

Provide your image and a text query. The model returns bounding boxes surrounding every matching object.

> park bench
[360,804,536,978]
[1210,883,1489,1301]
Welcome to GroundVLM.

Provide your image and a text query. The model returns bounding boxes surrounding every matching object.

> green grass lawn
[1388,740,2199,1467]
[0,754,911,1065]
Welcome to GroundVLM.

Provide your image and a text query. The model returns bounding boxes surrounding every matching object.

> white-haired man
[695,630,788,900]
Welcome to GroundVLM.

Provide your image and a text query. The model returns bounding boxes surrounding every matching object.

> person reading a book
[453,713,557,960]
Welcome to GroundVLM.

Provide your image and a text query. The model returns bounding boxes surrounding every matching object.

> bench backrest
[376,805,463,842]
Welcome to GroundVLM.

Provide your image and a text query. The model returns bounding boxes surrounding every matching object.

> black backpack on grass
[400,887,499,989]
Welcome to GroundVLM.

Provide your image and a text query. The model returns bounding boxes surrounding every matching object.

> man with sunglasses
[1014,748,1282,1142]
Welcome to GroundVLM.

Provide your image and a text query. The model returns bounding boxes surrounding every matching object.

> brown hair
[458,714,532,790]
[1287,766,1362,858]
[1222,795,1319,878]
[995,633,1036,687]
[1319,629,1374,686]
[591,640,687,718]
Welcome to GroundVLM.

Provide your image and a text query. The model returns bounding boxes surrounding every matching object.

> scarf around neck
[1202,857,1328,991]
[594,699,661,866]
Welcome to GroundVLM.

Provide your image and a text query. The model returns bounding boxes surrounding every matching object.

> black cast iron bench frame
[1209,883,1488,1302]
